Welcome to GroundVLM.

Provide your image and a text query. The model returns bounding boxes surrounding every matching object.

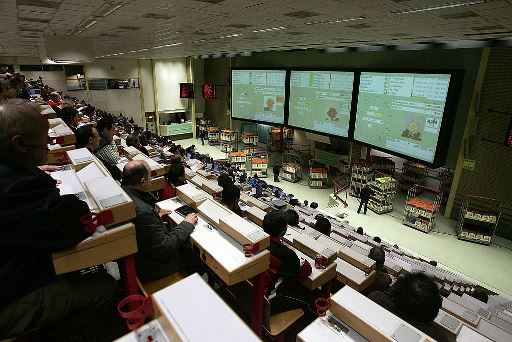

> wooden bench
[137,272,186,297]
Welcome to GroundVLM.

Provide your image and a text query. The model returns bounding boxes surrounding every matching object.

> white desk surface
[154,274,260,342]
[158,197,267,274]
[294,249,336,286]
[457,325,492,342]
[297,314,368,342]
[334,259,374,288]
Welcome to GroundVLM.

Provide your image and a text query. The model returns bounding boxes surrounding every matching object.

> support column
[445,48,490,217]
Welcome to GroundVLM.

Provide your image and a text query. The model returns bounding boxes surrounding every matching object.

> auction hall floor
[178,138,512,296]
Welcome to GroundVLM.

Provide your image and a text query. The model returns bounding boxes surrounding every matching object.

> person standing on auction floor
[358,183,375,215]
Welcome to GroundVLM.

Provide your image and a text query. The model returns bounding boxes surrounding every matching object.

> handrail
[332,174,351,207]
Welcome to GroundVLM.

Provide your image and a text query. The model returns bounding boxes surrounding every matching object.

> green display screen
[231,70,286,124]
[289,71,354,137]
[354,72,451,163]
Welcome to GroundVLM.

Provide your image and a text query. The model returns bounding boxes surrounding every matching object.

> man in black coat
[121,160,198,281]
[0,99,117,339]
[358,183,375,214]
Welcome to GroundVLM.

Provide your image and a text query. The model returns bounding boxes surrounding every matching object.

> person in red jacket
[160,163,186,200]
[262,211,313,315]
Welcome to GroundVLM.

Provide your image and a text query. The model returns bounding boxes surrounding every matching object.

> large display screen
[231,69,286,124]
[289,70,354,137]
[354,72,452,163]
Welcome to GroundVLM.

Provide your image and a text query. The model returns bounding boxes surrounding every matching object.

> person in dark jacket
[221,183,243,216]
[263,211,312,315]
[273,163,281,182]
[0,99,116,339]
[121,160,198,280]
[358,183,375,214]
[126,134,149,156]
[367,246,392,293]
[368,273,448,342]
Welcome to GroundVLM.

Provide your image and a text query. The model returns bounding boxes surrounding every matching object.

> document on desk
[133,154,161,169]
[155,274,259,342]
[77,162,106,184]
[69,148,94,164]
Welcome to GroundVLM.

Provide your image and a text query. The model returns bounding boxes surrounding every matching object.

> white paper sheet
[85,177,128,208]
[457,325,492,342]
[69,148,94,164]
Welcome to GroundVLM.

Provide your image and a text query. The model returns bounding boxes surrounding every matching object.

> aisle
[178,138,512,296]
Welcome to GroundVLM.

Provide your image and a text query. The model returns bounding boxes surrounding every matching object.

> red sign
[179,83,194,98]
[202,84,217,100]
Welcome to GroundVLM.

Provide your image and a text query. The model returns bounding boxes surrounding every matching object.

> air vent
[143,13,172,20]
[471,25,506,31]
[346,23,371,29]
[17,0,61,9]
[18,17,51,23]
[226,24,253,29]
[117,26,142,31]
[465,31,512,37]
[284,10,320,18]
[438,11,479,19]
[194,0,227,4]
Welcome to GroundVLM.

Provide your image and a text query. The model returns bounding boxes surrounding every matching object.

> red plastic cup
[243,243,253,257]
[315,254,327,269]
[315,297,330,317]
[117,295,154,331]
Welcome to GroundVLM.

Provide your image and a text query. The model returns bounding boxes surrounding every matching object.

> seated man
[126,134,149,156]
[121,160,198,281]
[263,211,312,315]
[368,273,448,342]
[75,124,100,152]
[314,215,331,236]
[0,99,116,339]
[367,246,392,292]
[285,209,300,228]
[94,115,122,179]
[59,107,79,134]
[221,183,243,216]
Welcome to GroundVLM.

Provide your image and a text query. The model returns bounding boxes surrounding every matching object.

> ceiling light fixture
[306,16,365,25]
[84,20,98,29]
[252,26,287,33]
[220,33,243,39]
[391,0,486,14]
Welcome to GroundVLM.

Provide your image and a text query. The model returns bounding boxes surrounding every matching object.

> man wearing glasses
[0,99,117,340]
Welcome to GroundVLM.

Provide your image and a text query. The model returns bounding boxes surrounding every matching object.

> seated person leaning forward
[368,272,448,342]
[121,160,198,281]
[0,99,116,340]
[262,211,313,315]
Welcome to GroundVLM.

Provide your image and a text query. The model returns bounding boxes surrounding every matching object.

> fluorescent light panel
[391,0,486,14]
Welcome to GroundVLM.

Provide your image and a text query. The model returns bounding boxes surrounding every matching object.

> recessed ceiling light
[306,16,365,25]
[252,26,287,33]
[390,0,486,14]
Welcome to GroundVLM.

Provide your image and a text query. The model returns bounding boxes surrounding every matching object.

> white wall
[83,59,144,125]
[153,58,188,113]
[139,59,155,113]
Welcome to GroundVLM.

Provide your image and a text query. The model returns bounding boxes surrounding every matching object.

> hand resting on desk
[159,208,172,218]
[184,213,198,225]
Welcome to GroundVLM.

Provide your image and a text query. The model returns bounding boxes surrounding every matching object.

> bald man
[0,99,117,339]
[122,160,198,281]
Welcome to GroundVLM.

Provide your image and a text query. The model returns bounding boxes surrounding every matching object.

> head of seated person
[75,125,100,152]
[356,227,364,235]
[263,210,287,238]
[314,216,331,236]
[126,134,142,149]
[96,116,115,143]
[121,160,151,192]
[221,183,241,213]
[369,246,386,269]
[167,163,185,187]
[170,155,182,165]
[471,288,489,304]
[285,209,300,227]
[217,172,233,189]
[0,99,49,166]
[60,106,79,131]
[391,272,442,324]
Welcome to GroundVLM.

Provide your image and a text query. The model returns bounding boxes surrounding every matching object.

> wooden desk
[240,192,271,212]
[156,197,269,337]
[334,259,376,292]
[52,222,139,295]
